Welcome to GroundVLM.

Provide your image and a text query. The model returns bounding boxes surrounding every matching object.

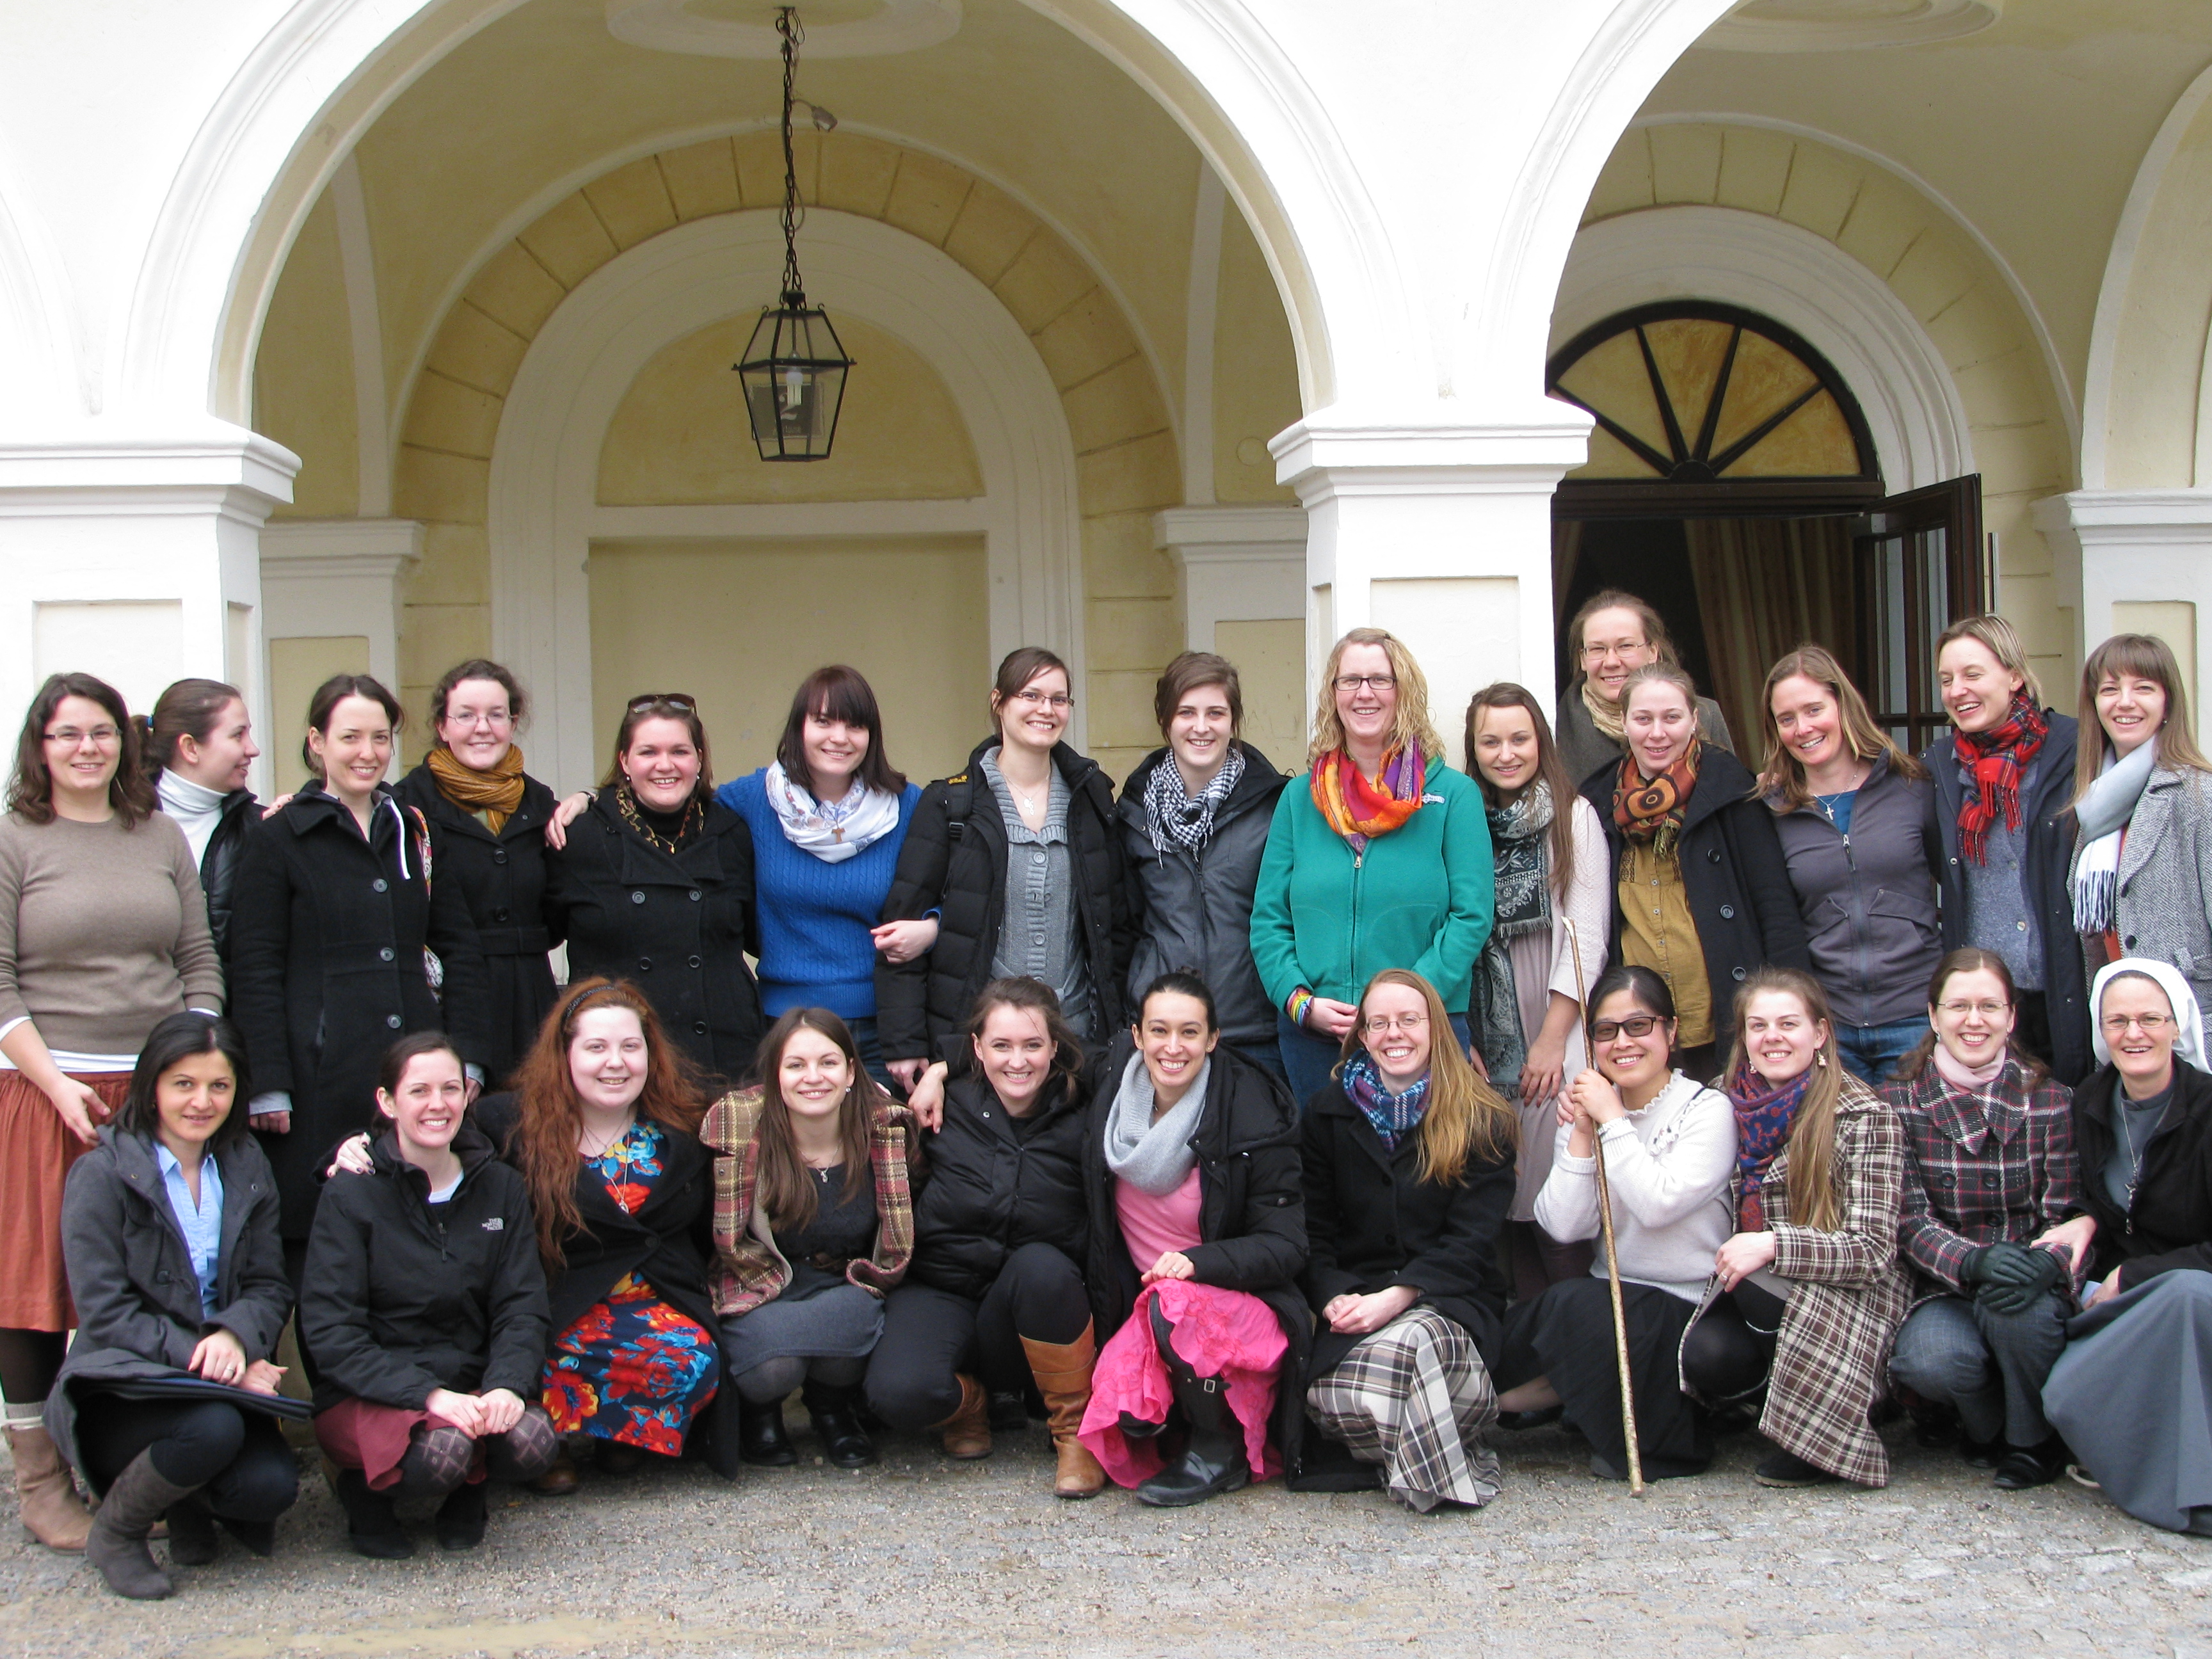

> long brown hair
[1889,948,2048,1087]
[1721,966,1846,1232]
[8,672,157,826]
[599,694,714,803]
[1756,644,1927,812]
[988,648,1073,742]
[1342,968,1516,1185]
[750,1008,892,1232]
[2072,632,2212,805]
[506,978,709,1266]
[303,673,403,779]
[964,977,1087,1110]
[1463,682,1577,901]
[777,665,905,799]
[1308,628,1443,769]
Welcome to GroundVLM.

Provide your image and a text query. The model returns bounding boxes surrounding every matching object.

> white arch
[489,209,1084,791]
[0,139,81,418]
[1553,205,1975,492]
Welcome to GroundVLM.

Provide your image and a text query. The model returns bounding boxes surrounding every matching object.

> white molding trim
[1699,0,1999,54]
[588,500,989,539]
[605,0,962,59]
[490,209,1084,794]
[1155,504,1304,652]
[1555,205,1973,492]
[259,517,421,703]
[2081,61,2212,490]
[330,156,392,518]
[2033,488,2212,703]
[1180,163,1226,506]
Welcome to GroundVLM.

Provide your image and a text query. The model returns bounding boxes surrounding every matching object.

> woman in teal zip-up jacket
[1251,629,1495,1108]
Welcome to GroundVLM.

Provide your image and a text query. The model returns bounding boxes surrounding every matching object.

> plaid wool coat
[1679,1071,1910,1486]
[1882,1057,2081,1313]
[699,1086,916,1318]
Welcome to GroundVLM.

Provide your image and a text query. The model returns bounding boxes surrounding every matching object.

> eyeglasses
[1361,1013,1428,1036]
[1937,1000,2011,1020]
[43,725,120,748]
[445,708,513,728]
[1581,639,1651,664]
[1009,689,1075,710]
[1334,675,1396,693]
[1591,1015,1662,1043]
[627,693,696,714]
[2101,1013,2174,1036]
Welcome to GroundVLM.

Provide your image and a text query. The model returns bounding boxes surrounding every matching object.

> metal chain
[776,6,805,305]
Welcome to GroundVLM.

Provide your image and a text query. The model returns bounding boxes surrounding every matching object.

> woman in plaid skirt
[1295,969,1518,1512]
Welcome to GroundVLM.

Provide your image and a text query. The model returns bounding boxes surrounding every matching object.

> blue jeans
[845,1016,894,1090]
[1836,1017,1927,1086]
[1275,1010,1471,1114]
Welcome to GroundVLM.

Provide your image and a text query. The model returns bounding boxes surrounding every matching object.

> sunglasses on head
[627,693,697,714]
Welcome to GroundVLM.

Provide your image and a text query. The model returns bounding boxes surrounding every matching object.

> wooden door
[1854,474,1989,753]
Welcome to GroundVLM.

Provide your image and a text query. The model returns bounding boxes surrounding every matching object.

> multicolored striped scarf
[1726,1059,1808,1233]
[1310,745,1426,855]
[1612,741,1701,858]
[1953,695,2048,866]
[1342,1050,1429,1153]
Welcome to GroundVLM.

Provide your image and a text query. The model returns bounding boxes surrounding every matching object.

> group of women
[1,591,2209,1601]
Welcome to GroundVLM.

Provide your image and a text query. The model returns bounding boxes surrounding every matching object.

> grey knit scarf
[1102,1052,1208,1196]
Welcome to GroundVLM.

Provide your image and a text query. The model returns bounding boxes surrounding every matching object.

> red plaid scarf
[1953,696,2047,865]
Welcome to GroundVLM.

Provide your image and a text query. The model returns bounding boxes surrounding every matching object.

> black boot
[1116,1411,1165,1440]
[738,1397,797,1467]
[433,1480,488,1550]
[804,1380,879,1469]
[1135,1301,1249,1509]
[164,1496,220,1566]
[1992,1436,2069,1491]
[332,1469,413,1560]
[85,1452,196,1599]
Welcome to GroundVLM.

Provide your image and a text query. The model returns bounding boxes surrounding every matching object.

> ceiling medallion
[1701,0,2001,53]
[605,0,961,60]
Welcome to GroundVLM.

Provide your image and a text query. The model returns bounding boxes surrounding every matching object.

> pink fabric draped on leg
[1078,1279,1287,1487]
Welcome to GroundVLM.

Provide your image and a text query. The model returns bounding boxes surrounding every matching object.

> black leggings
[865,1243,1090,1431]
[74,1397,298,1521]
[1678,1281,1789,1404]
[0,1329,66,1406]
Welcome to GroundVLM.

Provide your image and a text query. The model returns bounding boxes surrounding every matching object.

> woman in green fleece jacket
[1251,629,1495,1109]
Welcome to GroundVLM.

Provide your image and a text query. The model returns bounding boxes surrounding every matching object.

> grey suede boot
[84,1450,196,1599]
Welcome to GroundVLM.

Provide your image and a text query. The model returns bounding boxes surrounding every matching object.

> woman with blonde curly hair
[1251,629,1495,1107]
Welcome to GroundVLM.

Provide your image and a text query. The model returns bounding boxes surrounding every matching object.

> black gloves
[1970,1242,2065,1315]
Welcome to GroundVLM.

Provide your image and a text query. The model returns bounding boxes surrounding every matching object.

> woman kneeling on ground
[1676,968,1910,1489]
[49,1013,296,1599]
[703,1009,916,1470]
[304,1034,554,1557]
[1076,972,1306,1507]
[1884,949,2081,1490]
[1494,966,1735,1481]
[1298,969,1517,1512]
[2039,959,2212,1535]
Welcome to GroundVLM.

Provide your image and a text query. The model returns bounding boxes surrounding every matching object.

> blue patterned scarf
[1342,1050,1429,1152]
[1726,1061,1807,1232]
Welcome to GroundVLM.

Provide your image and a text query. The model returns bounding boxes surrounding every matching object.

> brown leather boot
[1022,1325,1106,1500]
[930,1374,991,1460]
[7,1423,91,1551]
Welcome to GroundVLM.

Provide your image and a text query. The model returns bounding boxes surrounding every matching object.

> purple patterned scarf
[1342,1050,1429,1152]
[1726,1061,1808,1233]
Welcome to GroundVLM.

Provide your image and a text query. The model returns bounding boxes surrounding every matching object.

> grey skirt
[2043,1268,2212,1534]
[719,1278,886,1377]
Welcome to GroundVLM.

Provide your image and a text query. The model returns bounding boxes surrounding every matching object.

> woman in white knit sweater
[1493,963,1736,1479]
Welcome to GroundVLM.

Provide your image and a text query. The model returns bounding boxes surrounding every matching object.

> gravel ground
[3,1418,2208,1658]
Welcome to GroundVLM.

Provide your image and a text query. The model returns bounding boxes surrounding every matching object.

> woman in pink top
[1076,972,1307,1506]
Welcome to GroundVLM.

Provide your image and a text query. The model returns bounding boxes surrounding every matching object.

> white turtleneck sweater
[157,769,229,869]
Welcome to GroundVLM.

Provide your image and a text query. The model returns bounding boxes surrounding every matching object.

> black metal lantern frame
[735,7,854,461]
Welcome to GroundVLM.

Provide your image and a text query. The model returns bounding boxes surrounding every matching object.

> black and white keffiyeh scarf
[1143,748,1246,854]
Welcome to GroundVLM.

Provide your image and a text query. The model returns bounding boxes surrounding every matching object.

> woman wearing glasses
[877,648,1132,1087]
[1555,591,1735,788]
[2040,958,2212,1534]
[0,673,223,1552]
[392,661,563,1087]
[1251,629,1494,1107]
[547,694,761,1086]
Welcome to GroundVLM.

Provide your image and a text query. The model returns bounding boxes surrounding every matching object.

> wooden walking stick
[1562,918,1644,1495]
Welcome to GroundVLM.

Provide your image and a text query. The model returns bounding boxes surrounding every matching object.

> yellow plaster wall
[2105,95,2212,490]
[598,314,981,506]
[1212,209,1300,504]
[1580,122,2077,691]
[253,194,358,520]
[587,535,989,787]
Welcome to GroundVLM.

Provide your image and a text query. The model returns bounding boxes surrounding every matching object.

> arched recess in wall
[0,159,75,415]
[487,211,1082,791]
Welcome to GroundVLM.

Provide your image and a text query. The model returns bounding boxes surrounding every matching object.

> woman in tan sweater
[0,673,221,1552]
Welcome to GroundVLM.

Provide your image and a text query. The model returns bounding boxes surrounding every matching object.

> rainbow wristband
[1286,987,1317,1029]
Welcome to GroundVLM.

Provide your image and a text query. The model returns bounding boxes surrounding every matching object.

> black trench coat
[545,792,762,1087]
[227,781,492,1237]
[393,763,564,1085]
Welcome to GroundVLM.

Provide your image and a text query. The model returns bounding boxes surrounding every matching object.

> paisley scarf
[1471,783,1556,1091]
[1612,742,1701,857]
[427,742,527,833]
[1726,1059,1808,1233]
[1342,1049,1429,1153]
[1310,745,1427,856]
[1953,695,2048,866]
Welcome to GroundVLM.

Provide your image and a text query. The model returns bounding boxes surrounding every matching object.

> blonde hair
[1757,644,1927,812]
[1936,614,2043,710]
[1720,967,1846,1233]
[1341,968,1517,1185]
[1308,629,1444,769]
[2074,632,2212,805]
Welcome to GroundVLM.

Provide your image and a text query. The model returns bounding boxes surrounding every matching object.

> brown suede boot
[1021,1325,1106,1500]
[7,1423,92,1551]
[930,1374,992,1461]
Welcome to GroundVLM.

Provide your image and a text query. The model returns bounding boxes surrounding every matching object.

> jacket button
[156,1270,170,1283]
[631,891,646,904]
[1706,849,1721,863]
[1719,904,1735,920]
[380,947,395,962]
[2125,935,2138,948]
[372,878,389,893]
[638,958,653,972]
[386,1014,403,1029]
[1731,966,1747,981]
[1384,1235,1399,1249]
[492,850,508,865]
[688,954,701,968]
[493,908,510,922]
[693,1020,708,1035]
[689,889,703,902]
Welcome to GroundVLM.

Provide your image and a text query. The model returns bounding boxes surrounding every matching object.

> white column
[258,519,421,703]
[0,421,296,796]
[2034,489,2212,732]
[1155,505,1307,650]
[1272,415,1591,771]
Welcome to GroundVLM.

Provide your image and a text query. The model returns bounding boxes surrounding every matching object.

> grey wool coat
[44,1128,291,1483]
[2068,762,2212,1016]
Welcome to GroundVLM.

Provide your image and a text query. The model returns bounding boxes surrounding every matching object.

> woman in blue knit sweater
[716,667,926,1085]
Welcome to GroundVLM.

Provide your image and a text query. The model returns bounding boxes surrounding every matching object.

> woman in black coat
[227,675,490,1250]
[1297,969,1518,1512]
[1579,662,1809,1077]
[866,976,1106,1497]
[545,693,760,1087]
[876,648,1133,1090]
[302,1033,554,1558]
[144,677,267,961]
[49,1014,297,1600]
[392,661,563,1087]
[1077,972,1306,1506]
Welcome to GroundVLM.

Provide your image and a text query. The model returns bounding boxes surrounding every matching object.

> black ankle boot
[1135,1300,1249,1509]
[803,1381,879,1469]
[1117,1411,1166,1440]
[434,1481,488,1550]
[332,1470,413,1560]
[738,1397,798,1467]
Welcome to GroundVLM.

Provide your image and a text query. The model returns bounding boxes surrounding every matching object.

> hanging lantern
[736,6,854,462]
